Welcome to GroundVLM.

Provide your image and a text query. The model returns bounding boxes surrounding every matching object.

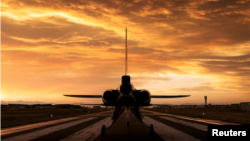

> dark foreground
[2,109,246,141]
[2,109,230,141]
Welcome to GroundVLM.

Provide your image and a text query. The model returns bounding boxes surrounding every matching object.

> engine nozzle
[139,90,151,104]
[103,90,113,102]
[120,83,132,95]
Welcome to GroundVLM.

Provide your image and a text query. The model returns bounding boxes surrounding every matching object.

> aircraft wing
[151,95,190,98]
[64,95,102,98]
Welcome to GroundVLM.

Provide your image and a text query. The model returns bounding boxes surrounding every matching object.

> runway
[1,109,239,141]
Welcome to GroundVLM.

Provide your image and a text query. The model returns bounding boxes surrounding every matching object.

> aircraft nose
[120,83,132,95]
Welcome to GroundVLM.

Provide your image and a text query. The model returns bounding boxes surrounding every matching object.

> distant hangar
[240,102,250,112]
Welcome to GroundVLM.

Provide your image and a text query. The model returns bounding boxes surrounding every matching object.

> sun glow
[1,91,8,101]
[1,0,250,104]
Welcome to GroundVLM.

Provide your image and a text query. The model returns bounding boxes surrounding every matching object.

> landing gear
[150,124,154,135]
[126,107,130,126]
[101,125,105,136]
[111,107,124,124]
[130,106,143,121]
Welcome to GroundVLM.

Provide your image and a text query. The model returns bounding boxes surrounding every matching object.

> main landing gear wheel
[150,124,154,135]
[127,121,129,126]
[101,125,105,136]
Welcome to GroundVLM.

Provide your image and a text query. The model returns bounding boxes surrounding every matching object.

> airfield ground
[1,108,112,128]
[2,107,250,129]
[2,109,249,141]
[144,108,250,124]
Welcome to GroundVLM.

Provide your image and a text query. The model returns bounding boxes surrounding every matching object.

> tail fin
[122,28,130,83]
[125,27,127,75]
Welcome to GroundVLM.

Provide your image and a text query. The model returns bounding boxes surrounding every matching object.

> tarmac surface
[94,110,163,141]
[1,109,240,141]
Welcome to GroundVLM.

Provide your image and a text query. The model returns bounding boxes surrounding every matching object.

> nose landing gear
[150,124,154,135]
[126,107,130,126]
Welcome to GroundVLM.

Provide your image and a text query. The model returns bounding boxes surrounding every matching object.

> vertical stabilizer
[122,28,130,83]
[125,27,127,75]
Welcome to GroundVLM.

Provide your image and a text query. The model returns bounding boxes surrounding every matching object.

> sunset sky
[1,0,250,105]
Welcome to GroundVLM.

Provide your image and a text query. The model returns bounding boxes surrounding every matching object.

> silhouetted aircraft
[64,28,190,128]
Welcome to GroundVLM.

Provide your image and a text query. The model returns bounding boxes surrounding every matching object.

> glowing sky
[1,0,250,104]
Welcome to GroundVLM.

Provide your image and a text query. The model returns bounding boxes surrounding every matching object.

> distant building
[93,106,101,108]
[8,104,28,108]
[196,105,205,108]
[56,104,72,108]
[186,105,197,108]
[208,105,221,108]
[30,104,52,109]
[220,105,230,108]
[157,105,170,108]
[240,102,250,112]
[1,104,8,110]
[55,104,81,108]
[71,105,81,108]
[180,105,187,108]
[231,104,240,108]
[170,105,180,108]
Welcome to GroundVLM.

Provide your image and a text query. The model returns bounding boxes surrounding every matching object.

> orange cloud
[1,0,250,104]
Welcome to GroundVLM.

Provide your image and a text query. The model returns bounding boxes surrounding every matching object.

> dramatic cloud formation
[1,0,250,104]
